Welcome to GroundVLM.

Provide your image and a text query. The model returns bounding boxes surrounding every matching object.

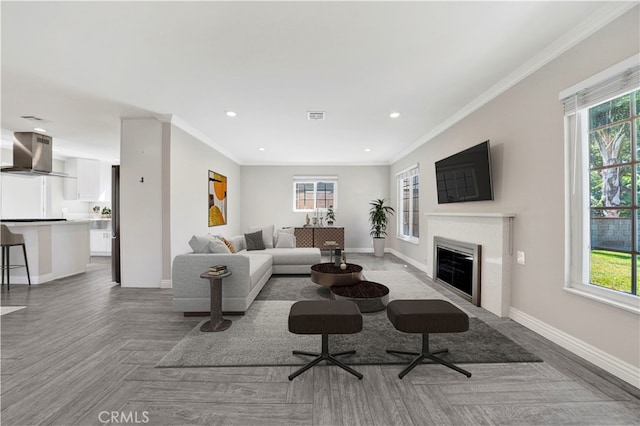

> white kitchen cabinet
[97,161,112,202]
[64,158,100,200]
[90,229,112,256]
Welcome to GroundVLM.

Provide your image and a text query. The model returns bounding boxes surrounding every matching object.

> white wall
[240,165,389,250]
[389,8,639,377]
[120,118,165,288]
[170,125,241,259]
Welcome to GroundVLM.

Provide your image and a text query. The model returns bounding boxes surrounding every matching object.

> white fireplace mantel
[426,212,516,218]
[426,212,516,317]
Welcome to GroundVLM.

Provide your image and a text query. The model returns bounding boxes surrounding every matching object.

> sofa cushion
[208,237,231,253]
[189,235,212,253]
[237,252,273,289]
[275,233,296,248]
[220,237,236,253]
[245,230,266,251]
[264,248,321,265]
[228,235,246,251]
[248,225,274,248]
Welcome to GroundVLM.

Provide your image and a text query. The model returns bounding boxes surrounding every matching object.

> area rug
[157,271,541,367]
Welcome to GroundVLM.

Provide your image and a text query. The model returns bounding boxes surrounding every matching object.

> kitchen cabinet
[90,229,112,256]
[64,158,100,200]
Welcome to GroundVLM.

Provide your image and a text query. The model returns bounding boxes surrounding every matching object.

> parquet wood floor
[1,255,638,425]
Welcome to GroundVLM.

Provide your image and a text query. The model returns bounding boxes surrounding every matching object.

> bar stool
[1,225,31,291]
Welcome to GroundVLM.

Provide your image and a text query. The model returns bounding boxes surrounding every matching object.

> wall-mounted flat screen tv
[435,140,494,204]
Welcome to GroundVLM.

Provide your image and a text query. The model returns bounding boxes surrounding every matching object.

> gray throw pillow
[189,235,211,253]
[245,230,265,251]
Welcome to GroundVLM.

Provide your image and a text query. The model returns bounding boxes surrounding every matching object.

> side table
[199,270,232,332]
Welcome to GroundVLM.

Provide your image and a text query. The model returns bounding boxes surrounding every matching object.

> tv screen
[435,140,494,204]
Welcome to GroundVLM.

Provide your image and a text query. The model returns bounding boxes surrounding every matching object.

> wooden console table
[294,227,344,250]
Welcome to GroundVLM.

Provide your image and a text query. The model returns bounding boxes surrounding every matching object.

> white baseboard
[386,248,429,274]
[510,307,640,389]
[160,279,173,289]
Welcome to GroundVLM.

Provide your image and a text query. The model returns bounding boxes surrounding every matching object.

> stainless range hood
[1,132,68,177]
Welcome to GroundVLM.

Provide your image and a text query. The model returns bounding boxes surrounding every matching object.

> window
[562,56,640,313]
[397,165,419,243]
[293,176,338,212]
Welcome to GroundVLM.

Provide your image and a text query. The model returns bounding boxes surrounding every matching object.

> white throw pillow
[208,237,231,253]
[275,227,295,247]
[248,225,274,248]
[275,233,296,248]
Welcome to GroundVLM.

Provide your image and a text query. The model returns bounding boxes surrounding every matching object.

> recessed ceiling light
[364,148,371,152]
[34,127,47,132]
[258,147,266,152]
[225,111,237,117]
[389,112,401,118]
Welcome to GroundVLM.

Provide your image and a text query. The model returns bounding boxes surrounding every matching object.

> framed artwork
[208,171,227,226]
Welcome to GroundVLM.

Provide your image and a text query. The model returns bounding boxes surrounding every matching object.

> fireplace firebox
[433,237,481,306]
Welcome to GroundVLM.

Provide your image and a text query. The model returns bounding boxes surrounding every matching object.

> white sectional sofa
[172,230,321,314]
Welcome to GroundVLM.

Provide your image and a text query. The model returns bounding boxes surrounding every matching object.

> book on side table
[208,265,228,276]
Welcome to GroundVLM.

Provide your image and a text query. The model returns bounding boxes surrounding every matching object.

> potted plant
[369,198,394,257]
[101,207,112,218]
[326,206,336,225]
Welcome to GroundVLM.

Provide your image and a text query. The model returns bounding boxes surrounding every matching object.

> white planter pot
[373,237,386,257]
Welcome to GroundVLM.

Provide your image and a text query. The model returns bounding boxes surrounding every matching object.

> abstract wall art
[208,170,227,226]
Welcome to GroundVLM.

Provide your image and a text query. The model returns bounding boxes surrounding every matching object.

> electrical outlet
[517,251,525,265]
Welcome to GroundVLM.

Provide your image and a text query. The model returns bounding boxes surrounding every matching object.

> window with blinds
[292,176,338,212]
[397,165,419,242]
[562,54,640,312]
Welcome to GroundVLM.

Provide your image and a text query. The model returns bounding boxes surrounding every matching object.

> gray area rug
[157,271,541,367]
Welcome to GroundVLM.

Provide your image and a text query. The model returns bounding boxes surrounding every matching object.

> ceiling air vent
[307,111,325,120]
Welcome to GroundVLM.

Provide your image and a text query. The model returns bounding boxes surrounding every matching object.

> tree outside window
[588,90,639,296]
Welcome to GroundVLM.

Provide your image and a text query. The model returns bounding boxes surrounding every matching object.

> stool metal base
[387,333,471,379]
[1,244,32,291]
[289,334,363,380]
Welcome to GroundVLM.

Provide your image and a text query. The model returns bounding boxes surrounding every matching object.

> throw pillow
[220,237,236,254]
[275,232,296,248]
[188,235,211,253]
[248,225,274,248]
[208,237,231,254]
[275,227,295,246]
[245,230,266,251]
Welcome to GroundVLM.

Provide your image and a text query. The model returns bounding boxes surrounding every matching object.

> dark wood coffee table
[330,280,390,313]
[311,263,363,287]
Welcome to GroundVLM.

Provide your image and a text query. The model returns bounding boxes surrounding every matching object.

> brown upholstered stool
[386,299,472,379]
[288,300,363,380]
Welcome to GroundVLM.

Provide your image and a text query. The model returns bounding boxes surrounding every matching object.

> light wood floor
[1,254,639,426]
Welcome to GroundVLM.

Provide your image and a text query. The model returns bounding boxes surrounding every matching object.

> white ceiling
[0,1,631,165]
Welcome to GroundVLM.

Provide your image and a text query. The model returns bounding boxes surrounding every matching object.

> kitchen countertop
[2,219,90,226]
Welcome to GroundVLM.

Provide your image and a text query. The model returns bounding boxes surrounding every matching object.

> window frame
[562,55,640,314]
[396,165,420,244]
[292,176,338,213]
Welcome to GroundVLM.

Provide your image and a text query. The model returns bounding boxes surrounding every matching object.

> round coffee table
[330,280,390,313]
[310,263,363,287]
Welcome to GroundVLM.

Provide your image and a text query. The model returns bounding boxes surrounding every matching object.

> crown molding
[391,2,639,164]
[164,114,242,165]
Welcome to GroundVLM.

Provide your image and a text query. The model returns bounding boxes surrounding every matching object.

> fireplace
[433,236,481,306]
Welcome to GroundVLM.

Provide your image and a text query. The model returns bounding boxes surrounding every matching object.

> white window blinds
[560,55,640,116]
